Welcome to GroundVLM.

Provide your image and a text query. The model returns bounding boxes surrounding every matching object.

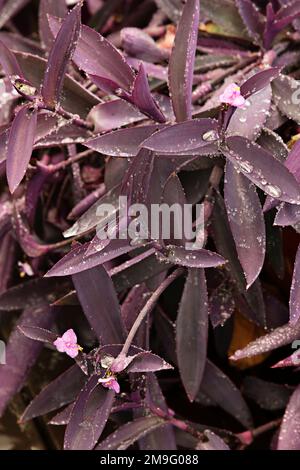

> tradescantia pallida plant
[1,0,300,450]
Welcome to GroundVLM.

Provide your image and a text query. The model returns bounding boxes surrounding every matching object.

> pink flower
[219,83,246,108]
[53,329,80,359]
[98,377,120,393]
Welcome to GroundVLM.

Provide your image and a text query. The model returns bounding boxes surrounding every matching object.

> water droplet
[239,161,253,173]
[202,130,218,142]
[266,184,282,198]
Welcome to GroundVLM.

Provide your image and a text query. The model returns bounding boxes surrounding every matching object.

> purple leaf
[160,245,226,269]
[39,0,67,51]
[243,376,292,410]
[6,105,37,193]
[211,191,246,291]
[18,326,57,344]
[127,57,168,81]
[224,136,300,204]
[142,119,220,154]
[129,63,166,123]
[264,1,300,49]
[96,416,165,450]
[63,185,120,238]
[240,67,280,98]
[0,32,43,56]
[236,0,265,44]
[49,17,135,92]
[272,74,300,124]
[231,320,300,360]
[85,125,165,157]
[0,40,24,78]
[176,268,208,401]
[0,306,54,417]
[0,0,31,29]
[121,148,154,206]
[21,365,86,422]
[199,360,253,428]
[278,385,300,450]
[64,375,114,450]
[41,2,82,108]
[0,277,71,311]
[226,85,272,140]
[275,202,300,226]
[49,403,74,426]
[121,27,169,62]
[88,99,144,133]
[125,352,173,373]
[289,243,300,324]
[224,161,266,288]
[168,0,199,121]
[72,265,125,345]
[46,239,138,277]
[285,138,300,181]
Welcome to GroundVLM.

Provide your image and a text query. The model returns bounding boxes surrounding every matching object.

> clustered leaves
[1,0,300,451]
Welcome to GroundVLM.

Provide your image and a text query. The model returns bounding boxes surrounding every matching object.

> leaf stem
[119,267,184,356]
[38,149,94,173]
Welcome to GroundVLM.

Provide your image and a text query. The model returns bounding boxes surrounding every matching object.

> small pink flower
[53,329,80,359]
[219,83,246,108]
[98,377,120,393]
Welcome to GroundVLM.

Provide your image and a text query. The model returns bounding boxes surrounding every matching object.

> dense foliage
[1,0,300,450]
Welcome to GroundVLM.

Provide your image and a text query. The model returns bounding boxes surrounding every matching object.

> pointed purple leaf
[211,191,246,290]
[39,0,67,51]
[64,375,114,450]
[224,136,300,204]
[18,326,57,344]
[6,105,37,193]
[63,185,120,238]
[46,239,138,277]
[0,306,54,417]
[21,365,86,422]
[224,161,266,288]
[121,27,169,62]
[231,320,300,360]
[161,245,226,269]
[278,385,300,450]
[168,0,200,121]
[85,125,164,157]
[0,40,23,78]
[125,352,173,373]
[49,403,74,426]
[88,99,144,133]
[0,0,31,29]
[236,0,265,43]
[96,416,165,450]
[129,63,166,123]
[240,67,280,99]
[275,202,300,226]
[72,264,124,345]
[142,119,219,154]
[41,2,82,108]
[226,85,271,140]
[199,360,253,428]
[176,268,208,401]
[272,74,300,124]
[49,16,135,92]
